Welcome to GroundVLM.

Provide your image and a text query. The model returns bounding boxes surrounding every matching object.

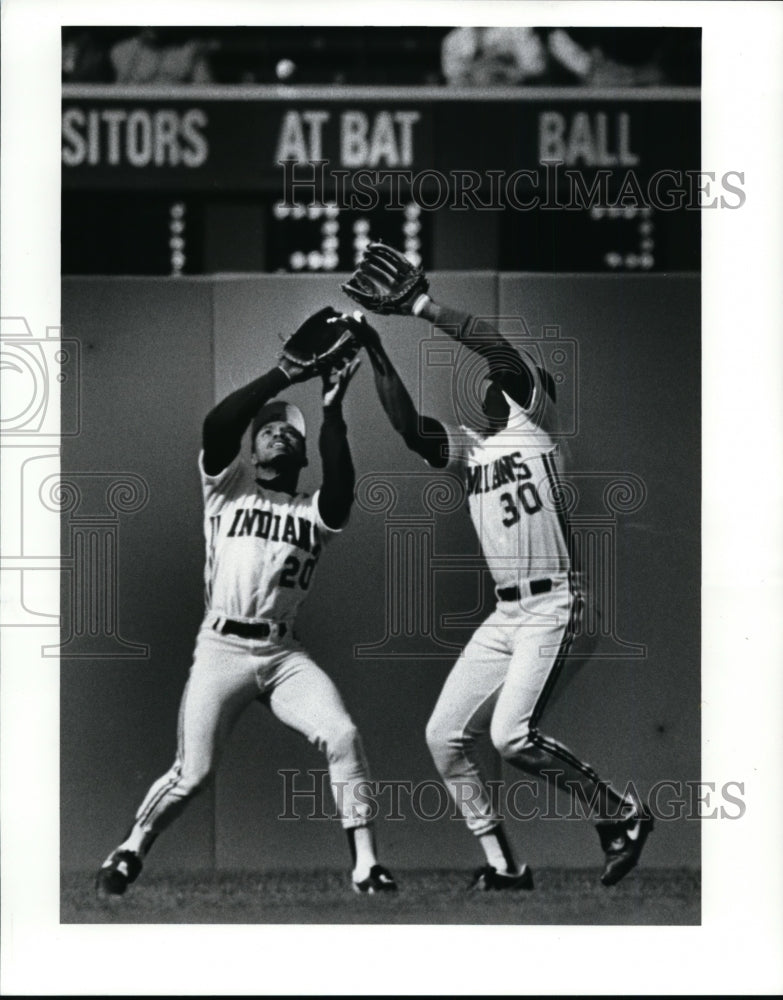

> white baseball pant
[129,620,373,852]
[426,577,606,835]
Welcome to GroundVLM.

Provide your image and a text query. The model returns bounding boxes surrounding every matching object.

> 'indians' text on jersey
[199,452,339,623]
[444,368,571,589]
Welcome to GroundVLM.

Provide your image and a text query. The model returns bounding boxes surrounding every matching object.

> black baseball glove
[280,307,360,377]
[341,241,430,315]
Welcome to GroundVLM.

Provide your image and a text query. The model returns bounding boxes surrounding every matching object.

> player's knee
[426,713,468,769]
[490,720,534,762]
[425,713,448,757]
[323,719,362,763]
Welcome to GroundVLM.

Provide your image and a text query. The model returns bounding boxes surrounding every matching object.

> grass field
[63,867,700,925]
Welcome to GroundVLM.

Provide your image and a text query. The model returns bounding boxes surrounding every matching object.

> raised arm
[317,358,362,530]
[341,241,537,411]
[202,357,306,476]
[348,314,448,469]
[414,297,536,411]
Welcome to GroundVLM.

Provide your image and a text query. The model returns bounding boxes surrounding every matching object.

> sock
[595,788,641,825]
[347,825,378,882]
[479,827,519,875]
[115,823,154,860]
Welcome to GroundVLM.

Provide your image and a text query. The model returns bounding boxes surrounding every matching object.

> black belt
[213,618,287,640]
[497,578,552,601]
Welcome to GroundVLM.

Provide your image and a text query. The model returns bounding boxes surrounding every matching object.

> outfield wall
[60,272,700,874]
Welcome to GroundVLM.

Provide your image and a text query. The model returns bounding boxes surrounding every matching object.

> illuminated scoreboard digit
[499,200,699,272]
[594,206,657,271]
[268,201,430,273]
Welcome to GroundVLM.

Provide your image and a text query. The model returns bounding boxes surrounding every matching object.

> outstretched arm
[341,241,536,410]
[414,296,536,410]
[317,358,362,529]
[202,357,306,476]
[349,315,449,468]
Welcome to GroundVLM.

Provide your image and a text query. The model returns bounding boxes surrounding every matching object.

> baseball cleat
[352,864,398,894]
[95,849,143,898]
[468,864,534,891]
[597,809,654,886]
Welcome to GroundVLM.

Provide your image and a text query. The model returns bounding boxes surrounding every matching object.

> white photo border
[1,0,782,994]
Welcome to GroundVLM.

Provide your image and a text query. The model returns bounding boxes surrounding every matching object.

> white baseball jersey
[199,452,339,624]
[443,364,571,589]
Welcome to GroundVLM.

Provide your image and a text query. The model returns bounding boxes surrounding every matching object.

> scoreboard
[61,85,706,275]
[267,200,432,272]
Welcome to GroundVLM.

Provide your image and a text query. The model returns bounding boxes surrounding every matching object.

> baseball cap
[251,400,306,441]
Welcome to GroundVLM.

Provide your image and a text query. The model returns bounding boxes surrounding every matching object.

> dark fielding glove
[341,241,430,316]
[279,307,360,378]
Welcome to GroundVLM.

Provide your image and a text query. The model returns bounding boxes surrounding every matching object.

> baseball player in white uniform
[96,318,397,897]
[347,281,653,890]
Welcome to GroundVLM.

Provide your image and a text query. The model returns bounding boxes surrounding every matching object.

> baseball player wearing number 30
[96,315,397,898]
[343,248,653,891]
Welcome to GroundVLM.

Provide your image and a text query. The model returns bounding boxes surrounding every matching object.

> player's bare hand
[322,355,362,409]
[341,310,382,349]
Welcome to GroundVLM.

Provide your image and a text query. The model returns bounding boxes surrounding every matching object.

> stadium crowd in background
[63,26,700,86]
[109,28,216,84]
[440,27,699,86]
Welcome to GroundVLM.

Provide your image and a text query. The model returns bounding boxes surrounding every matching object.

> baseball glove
[341,241,430,315]
[280,307,359,376]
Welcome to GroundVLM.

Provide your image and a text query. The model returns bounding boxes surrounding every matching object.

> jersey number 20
[280,555,316,590]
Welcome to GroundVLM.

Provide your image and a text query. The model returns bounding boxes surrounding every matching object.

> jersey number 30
[280,555,316,590]
[500,462,542,526]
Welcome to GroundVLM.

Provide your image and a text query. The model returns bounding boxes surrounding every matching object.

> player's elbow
[401,428,422,452]
[399,415,429,453]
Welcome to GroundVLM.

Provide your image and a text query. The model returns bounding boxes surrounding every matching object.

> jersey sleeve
[495,350,558,431]
[311,488,344,536]
[520,347,549,411]
[429,423,480,472]
[199,449,247,514]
